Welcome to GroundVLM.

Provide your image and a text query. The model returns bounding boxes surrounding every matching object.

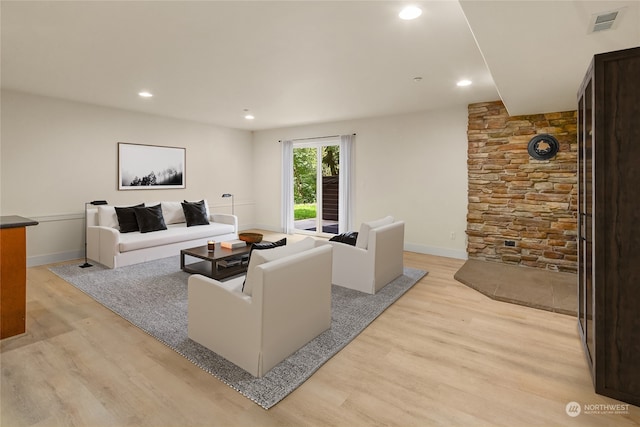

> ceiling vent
[589,9,621,33]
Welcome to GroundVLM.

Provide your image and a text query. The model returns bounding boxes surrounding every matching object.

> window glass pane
[293,147,317,231]
[321,146,339,234]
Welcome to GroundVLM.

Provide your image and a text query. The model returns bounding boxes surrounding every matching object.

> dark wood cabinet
[577,46,640,407]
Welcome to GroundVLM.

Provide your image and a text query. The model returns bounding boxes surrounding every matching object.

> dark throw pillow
[115,203,145,233]
[181,200,210,227]
[242,238,287,291]
[133,204,167,233]
[329,231,359,246]
[250,238,287,254]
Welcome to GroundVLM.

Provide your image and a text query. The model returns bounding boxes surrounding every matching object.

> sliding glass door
[292,141,340,236]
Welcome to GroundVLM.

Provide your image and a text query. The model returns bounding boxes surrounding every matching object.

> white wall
[1,89,470,264]
[252,107,469,259]
[1,90,254,265]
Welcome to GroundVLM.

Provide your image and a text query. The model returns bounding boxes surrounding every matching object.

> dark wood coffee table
[180,242,252,280]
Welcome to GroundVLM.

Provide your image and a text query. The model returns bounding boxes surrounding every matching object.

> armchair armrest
[187,275,260,366]
[87,225,120,268]
[326,240,374,292]
[369,221,405,292]
[326,240,369,266]
[253,245,332,375]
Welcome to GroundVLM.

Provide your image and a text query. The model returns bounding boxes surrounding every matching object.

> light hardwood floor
[1,231,639,426]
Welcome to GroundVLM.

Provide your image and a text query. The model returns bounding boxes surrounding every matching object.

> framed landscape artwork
[118,142,186,190]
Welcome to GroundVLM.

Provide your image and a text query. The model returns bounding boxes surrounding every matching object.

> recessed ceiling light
[399,6,422,20]
[457,79,472,87]
[138,91,153,98]
[244,114,255,120]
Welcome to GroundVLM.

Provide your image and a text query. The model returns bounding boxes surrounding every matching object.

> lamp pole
[80,200,108,268]
[221,193,234,215]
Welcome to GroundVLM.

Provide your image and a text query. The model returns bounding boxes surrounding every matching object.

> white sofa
[188,238,332,377]
[86,201,238,268]
[324,216,405,294]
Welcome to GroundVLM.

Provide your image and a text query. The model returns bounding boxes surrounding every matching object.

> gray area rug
[50,257,427,409]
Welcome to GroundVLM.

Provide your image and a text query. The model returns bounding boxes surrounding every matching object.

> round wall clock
[528,134,559,160]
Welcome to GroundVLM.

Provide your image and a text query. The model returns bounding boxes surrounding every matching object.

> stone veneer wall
[466,101,577,272]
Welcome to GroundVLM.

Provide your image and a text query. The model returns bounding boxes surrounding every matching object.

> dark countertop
[0,216,39,229]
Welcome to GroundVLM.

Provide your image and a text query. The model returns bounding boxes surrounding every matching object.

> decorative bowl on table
[239,232,263,244]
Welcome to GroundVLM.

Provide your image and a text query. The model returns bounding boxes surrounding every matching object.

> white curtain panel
[339,134,354,233]
[281,140,294,234]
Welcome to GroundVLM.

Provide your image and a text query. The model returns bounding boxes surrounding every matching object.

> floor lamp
[221,193,234,215]
[80,200,108,268]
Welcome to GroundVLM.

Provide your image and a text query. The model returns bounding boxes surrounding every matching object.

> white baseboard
[403,242,468,260]
[28,250,84,267]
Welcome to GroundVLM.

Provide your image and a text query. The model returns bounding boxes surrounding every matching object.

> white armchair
[327,217,405,294]
[187,238,332,377]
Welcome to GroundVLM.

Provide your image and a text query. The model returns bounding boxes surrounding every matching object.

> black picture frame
[118,142,186,190]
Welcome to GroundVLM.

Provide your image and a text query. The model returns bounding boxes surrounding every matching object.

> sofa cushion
[182,200,210,226]
[161,201,186,225]
[356,216,394,249]
[98,205,118,229]
[118,222,235,253]
[115,203,145,233]
[133,204,167,233]
[242,237,315,296]
[185,199,210,218]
